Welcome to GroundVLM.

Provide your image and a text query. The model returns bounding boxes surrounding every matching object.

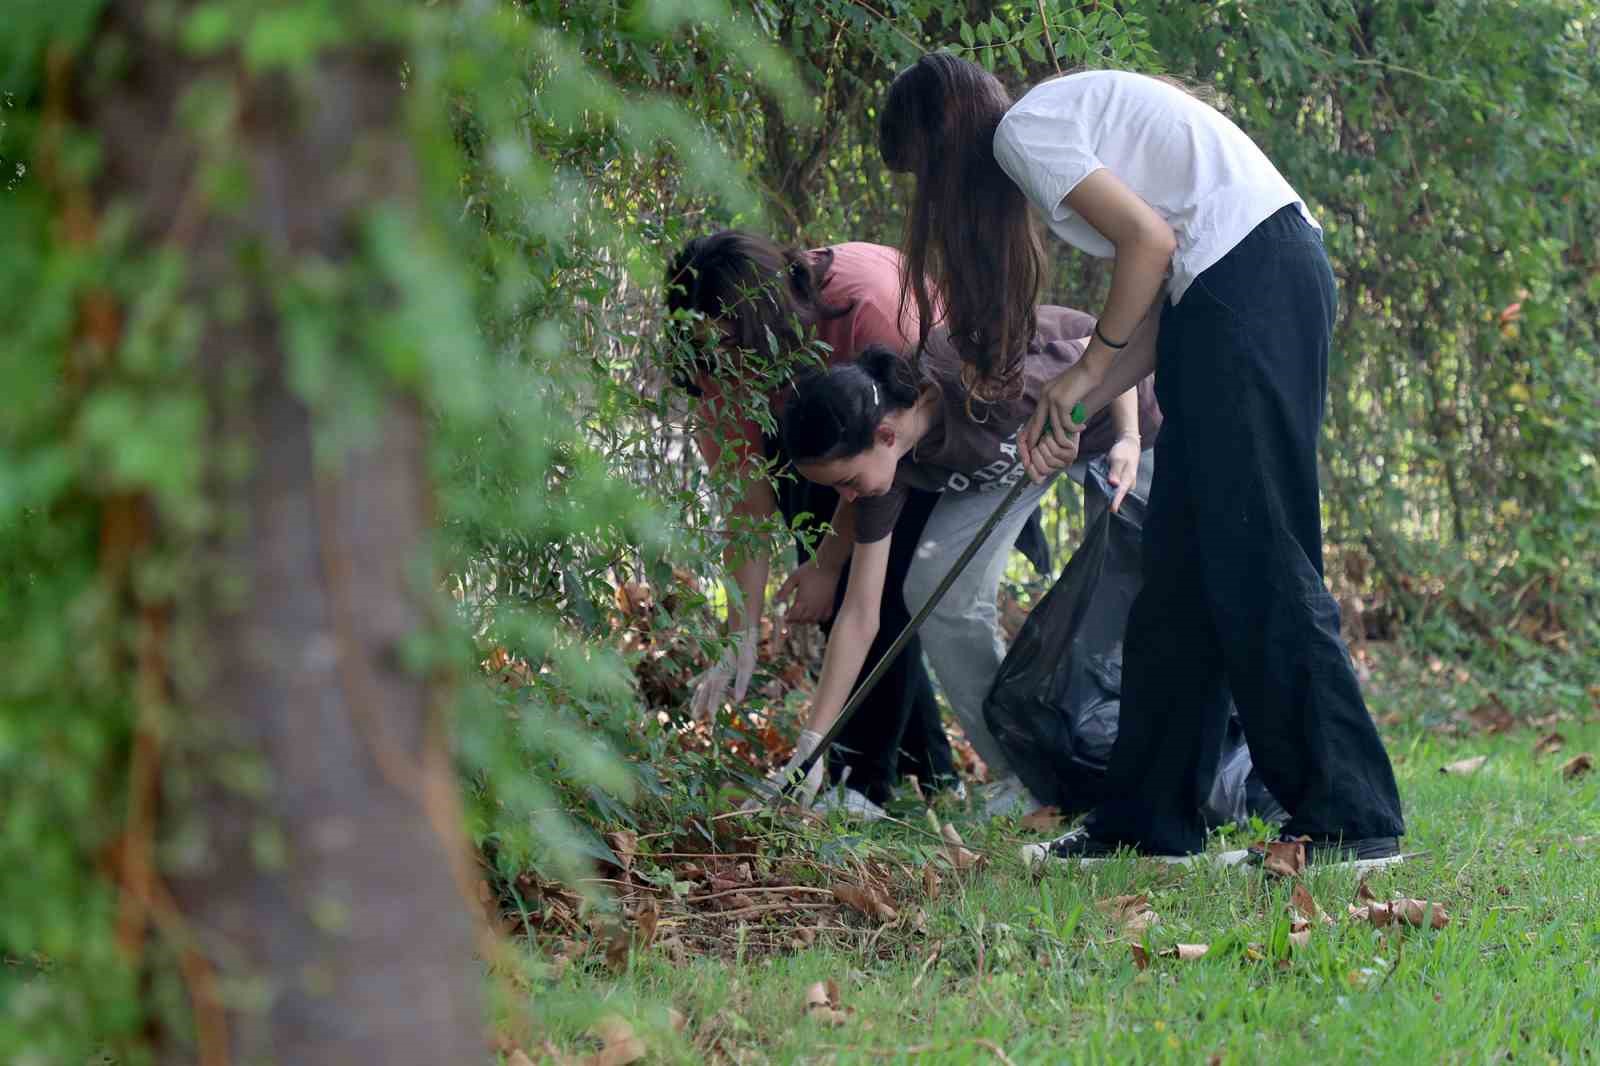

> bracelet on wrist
[1094,324,1129,350]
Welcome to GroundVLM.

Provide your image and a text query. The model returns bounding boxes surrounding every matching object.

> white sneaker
[1020,828,1256,871]
[979,774,1042,818]
[811,786,888,822]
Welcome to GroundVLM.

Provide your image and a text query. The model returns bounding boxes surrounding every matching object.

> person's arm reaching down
[689,417,773,721]
[769,534,891,801]
[1023,168,1173,479]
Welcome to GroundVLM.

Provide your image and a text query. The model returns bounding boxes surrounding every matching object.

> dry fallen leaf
[603,923,631,972]
[1533,731,1567,758]
[583,1016,646,1066]
[1441,755,1488,776]
[634,899,659,950]
[668,1008,688,1034]
[940,822,983,871]
[804,979,852,1027]
[507,1050,536,1066]
[922,865,942,902]
[1389,898,1451,929]
[833,884,897,923]
[1291,882,1334,926]
[1355,879,1378,903]
[1261,837,1308,878]
[1097,894,1160,935]
[1561,753,1594,781]
[1348,897,1449,930]
[1019,807,1065,832]
[1133,941,1209,966]
[1288,920,1313,950]
[1467,696,1515,735]
[606,830,639,871]
[1168,943,1210,961]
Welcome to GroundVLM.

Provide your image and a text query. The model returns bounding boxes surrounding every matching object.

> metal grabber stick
[778,408,1080,800]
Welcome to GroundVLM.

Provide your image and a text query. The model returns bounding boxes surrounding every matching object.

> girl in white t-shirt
[878,54,1405,870]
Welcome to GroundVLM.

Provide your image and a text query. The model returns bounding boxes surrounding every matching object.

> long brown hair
[663,231,851,394]
[879,52,1044,399]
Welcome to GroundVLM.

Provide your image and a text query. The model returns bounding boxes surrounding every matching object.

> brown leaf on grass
[603,923,631,972]
[634,899,659,950]
[507,1050,536,1066]
[1288,920,1313,950]
[1442,754,1488,776]
[584,1016,646,1066]
[940,822,983,871]
[668,1008,688,1033]
[922,865,942,902]
[832,884,897,923]
[804,979,853,1027]
[1561,753,1594,780]
[1019,807,1065,832]
[1133,942,1210,966]
[1261,837,1308,878]
[1096,894,1160,935]
[1291,883,1334,926]
[606,830,639,871]
[1348,898,1449,930]
[1389,898,1451,929]
[1533,732,1567,758]
[1355,878,1378,903]
[1467,696,1515,735]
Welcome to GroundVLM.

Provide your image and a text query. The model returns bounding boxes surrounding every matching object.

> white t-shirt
[993,70,1317,304]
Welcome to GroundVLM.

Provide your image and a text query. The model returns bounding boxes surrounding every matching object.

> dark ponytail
[879,53,1043,401]
[781,345,921,464]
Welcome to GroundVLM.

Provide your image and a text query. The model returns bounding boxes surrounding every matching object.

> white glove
[688,623,759,722]
[767,728,826,806]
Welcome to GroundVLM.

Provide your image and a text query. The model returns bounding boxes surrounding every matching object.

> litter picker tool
[779,405,1083,800]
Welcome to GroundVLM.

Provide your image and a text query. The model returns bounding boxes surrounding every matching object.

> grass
[516,698,1600,1064]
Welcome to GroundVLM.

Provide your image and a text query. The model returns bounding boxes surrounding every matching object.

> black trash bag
[984,459,1286,827]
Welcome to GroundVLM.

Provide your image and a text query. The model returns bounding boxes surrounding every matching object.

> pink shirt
[695,242,917,470]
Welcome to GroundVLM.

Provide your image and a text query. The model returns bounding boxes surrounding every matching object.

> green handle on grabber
[1070,402,1086,424]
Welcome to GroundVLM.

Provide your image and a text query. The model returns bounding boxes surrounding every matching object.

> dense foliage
[1,0,1594,1059]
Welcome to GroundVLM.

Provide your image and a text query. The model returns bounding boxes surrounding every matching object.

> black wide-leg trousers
[1084,205,1405,854]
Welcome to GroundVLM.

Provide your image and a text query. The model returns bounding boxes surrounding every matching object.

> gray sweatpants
[903,450,1156,778]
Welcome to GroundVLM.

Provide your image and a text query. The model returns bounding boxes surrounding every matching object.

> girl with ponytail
[664,231,968,814]
[879,53,1404,868]
[770,306,1157,812]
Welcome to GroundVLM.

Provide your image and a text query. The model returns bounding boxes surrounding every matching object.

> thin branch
[1034,0,1062,73]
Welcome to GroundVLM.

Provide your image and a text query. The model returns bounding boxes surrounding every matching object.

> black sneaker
[1246,834,1405,874]
[1021,827,1215,869]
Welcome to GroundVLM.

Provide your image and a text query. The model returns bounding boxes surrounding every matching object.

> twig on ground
[687,885,836,905]
[711,901,835,921]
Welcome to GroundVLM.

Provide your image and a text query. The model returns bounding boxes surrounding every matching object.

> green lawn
[517,715,1600,1064]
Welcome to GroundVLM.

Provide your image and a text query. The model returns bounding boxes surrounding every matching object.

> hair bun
[858,344,900,383]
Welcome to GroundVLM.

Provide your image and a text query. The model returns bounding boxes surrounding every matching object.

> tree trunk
[84,3,483,1062]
